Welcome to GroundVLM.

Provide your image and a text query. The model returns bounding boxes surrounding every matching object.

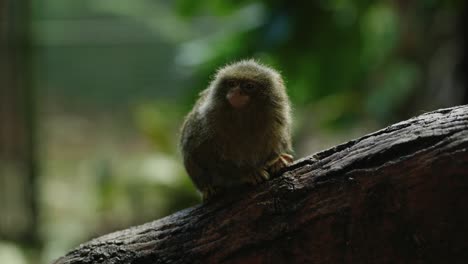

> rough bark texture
[55,105,468,264]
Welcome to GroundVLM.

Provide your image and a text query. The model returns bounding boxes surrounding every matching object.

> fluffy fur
[180,59,292,200]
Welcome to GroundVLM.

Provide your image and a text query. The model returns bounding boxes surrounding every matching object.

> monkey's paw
[202,186,219,201]
[242,168,270,185]
[266,153,293,176]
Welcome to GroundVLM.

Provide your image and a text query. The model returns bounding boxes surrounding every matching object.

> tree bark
[55,105,468,264]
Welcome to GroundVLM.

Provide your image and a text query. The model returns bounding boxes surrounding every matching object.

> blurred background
[1,0,467,263]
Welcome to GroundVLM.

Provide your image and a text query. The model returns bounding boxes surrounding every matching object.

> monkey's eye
[226,79,238,87]
[241,81,257,93]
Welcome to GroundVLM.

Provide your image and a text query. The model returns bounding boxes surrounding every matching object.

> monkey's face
[223,79,261,109]
[210,60,287,112]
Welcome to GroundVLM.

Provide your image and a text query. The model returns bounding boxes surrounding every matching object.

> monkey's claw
[266,153,293,176]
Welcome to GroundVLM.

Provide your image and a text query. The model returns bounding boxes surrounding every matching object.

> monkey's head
[208,60,288,112]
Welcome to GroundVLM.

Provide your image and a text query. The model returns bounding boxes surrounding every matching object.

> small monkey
[180,60,293,200]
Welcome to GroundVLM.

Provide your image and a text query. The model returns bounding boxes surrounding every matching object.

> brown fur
[180,59,292,199]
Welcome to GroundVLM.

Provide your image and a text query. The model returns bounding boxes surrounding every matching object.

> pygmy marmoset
[180,60,293,201]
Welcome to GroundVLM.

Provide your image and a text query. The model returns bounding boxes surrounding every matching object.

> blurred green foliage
[173,0,438,127]
[1,0,463,263]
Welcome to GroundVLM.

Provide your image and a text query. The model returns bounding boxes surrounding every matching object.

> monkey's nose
[226,87,250,108]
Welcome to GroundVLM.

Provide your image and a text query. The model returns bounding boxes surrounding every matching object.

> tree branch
[55,105,468,264]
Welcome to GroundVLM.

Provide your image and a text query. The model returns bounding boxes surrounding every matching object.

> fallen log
[55,105,468,264]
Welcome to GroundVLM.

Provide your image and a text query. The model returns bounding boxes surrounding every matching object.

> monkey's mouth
[226,87,250,108]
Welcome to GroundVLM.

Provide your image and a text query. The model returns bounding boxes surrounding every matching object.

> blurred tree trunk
[55,105,468,264]
[0,0,39,247]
